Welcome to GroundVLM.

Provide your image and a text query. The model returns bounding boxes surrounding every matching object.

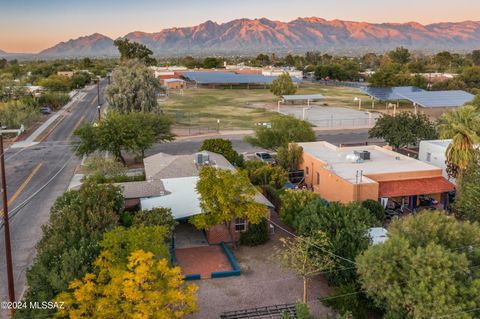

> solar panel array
[182,72,301,85]
[361,86,426,101]
[361,86,474,108]
[397,90,475,108]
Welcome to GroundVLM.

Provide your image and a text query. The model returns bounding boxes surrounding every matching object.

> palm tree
[437,105,480,177]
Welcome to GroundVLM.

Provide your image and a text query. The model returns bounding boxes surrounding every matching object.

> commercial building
[117,151,273,244]
[163,78,186,90]
[298,141,455,210]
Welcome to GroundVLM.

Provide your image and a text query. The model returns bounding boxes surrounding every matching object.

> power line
[0,147,78,229]
[267,217,357,265]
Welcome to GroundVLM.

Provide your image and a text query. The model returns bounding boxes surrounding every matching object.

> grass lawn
[160,83,370,130]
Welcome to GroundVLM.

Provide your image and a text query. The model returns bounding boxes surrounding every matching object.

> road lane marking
[67,115,86,141]
[38,114,67,143]
[8,163,43,206]
[0,163,43,216]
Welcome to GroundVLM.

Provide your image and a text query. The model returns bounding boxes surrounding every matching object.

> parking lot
[280,105,380,129]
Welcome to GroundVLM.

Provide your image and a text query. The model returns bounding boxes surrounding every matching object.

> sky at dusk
[0,0,479,53]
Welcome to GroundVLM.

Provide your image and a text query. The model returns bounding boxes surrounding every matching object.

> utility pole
[97,79,100,107]
[0,123,15,317]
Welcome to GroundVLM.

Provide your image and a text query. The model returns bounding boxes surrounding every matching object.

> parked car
[39,106,52,114]
[255,152,275,164]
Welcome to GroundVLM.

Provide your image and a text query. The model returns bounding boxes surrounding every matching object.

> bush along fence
[211,242,241,278]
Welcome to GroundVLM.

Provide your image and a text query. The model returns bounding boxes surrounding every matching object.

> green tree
[191,166,268,249]
[454,161,480,222]
[279,189,319,227]
[19,181,123,318]
[270,72,297,97]
[369,112,437,149]
[70,71,92,89]
[437,105,480,177]
[56,251,197,318]
[357,212,480,319]
[361,199,385,224]
[276,143,304,171]
[132,208,178,234]
[105,60,160,113]
[460,66,480,88]
[113,38,156,65]
[254,53,271,67]
[245,115,315,150]
[368,63,412,87]
[472,50,480,66]
[95,225,170,273]
[203,57,223,69]
[272,231,334,303]
[199,138,241,165]
[243,160,288,189]
[74,111,173,163]
[37,74,72,92]
[388,47,411,64]
[295,202,376,284]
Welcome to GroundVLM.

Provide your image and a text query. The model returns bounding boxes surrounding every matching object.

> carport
[278,94,325,113]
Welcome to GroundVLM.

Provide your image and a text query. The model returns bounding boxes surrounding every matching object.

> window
[426,152,432,162]
[316,172,320,185]
[234,218,247,232]
[306,166,309,175]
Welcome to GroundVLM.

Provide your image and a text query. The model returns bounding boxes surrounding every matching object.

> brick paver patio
[176,245,232,279]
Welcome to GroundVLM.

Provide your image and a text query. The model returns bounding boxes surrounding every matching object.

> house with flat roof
[418,139,453,183]
[117,151,273,244]
[298,141,455,210]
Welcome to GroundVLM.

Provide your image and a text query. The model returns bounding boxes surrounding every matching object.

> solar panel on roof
[182,72,301,85]
[397,90,475,108]
[361,86,426,101]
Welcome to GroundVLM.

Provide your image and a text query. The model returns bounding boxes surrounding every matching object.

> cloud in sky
[0,0,479,52]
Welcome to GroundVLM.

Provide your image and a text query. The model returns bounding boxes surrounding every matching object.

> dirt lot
[190,231,335,319]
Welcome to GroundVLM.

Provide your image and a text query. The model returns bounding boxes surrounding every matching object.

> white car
[255,152,275,164]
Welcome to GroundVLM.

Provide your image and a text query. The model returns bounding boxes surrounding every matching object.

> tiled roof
[378,177,455,198]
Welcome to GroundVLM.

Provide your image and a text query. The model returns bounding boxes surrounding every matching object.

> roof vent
[195,152,210,166]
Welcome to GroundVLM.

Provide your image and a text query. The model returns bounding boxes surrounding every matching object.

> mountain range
[2,17,480,58]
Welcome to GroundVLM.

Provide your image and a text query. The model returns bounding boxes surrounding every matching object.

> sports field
[161,83,371,130]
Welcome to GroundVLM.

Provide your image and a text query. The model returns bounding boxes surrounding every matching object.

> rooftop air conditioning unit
[195,152,210,165]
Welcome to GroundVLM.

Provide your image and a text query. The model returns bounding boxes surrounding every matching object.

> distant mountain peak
[36,17,480,57]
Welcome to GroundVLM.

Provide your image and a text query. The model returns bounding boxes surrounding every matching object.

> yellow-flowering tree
[56,250,197,319]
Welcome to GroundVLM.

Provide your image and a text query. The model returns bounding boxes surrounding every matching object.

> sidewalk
[11,90,86,148]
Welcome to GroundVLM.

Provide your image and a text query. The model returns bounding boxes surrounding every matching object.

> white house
[418,139,454,183]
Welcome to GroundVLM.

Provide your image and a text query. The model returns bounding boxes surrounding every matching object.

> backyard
[191,231,335,319]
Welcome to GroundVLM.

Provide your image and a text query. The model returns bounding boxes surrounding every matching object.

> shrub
[38,92,70,110]
[133,208,177,234]
[361,199,385,224]
[239,218,269,246]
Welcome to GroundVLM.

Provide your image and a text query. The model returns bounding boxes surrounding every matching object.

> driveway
[190,232,335,319]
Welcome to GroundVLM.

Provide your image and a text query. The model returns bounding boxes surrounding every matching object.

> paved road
[0,81,380,314]
[0,80,107,314]
[149,129,382,156]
